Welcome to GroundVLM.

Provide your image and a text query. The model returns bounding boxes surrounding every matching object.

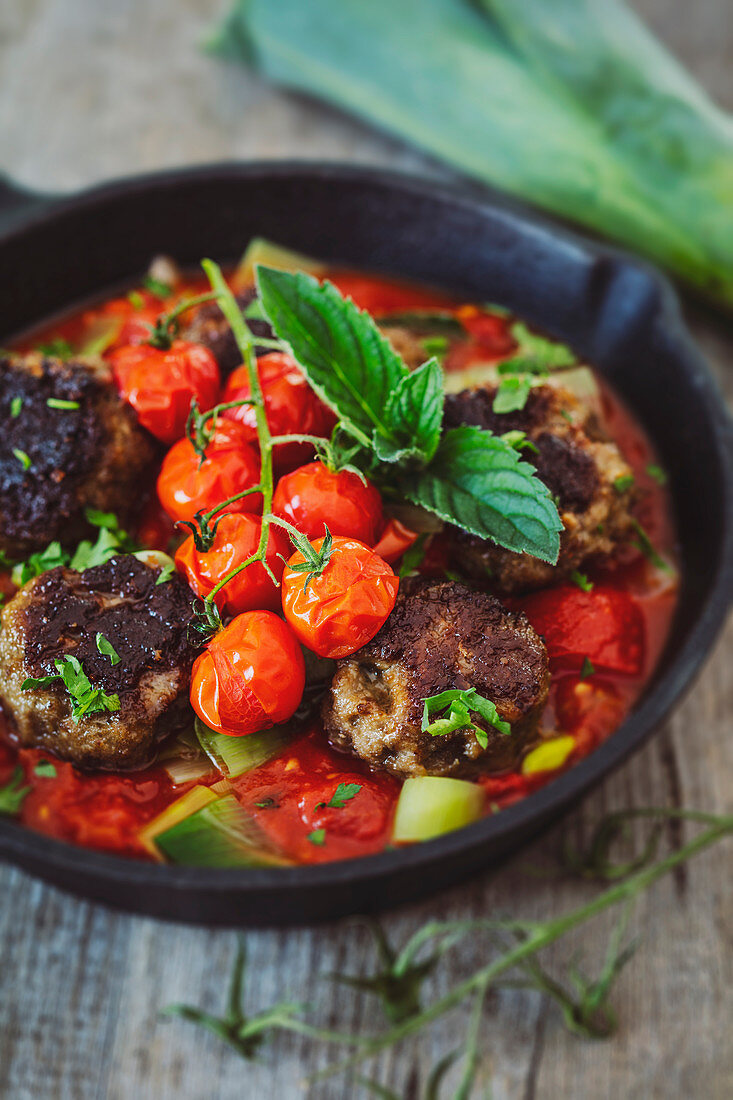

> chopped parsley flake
[307,828,326,846]
[13,448,31,470]
[22,654,120,723]
[646,464,667,485]
[614,474,635,493]
[96,633,121,665]
[580,656,595,680]
[321,782,362,809]
[127,290,145,310]
[10,396,22,418]
[570,570,594,592]
[142,275,172,299]
[34,760,57,779]
[0,767,30,816]
[38,338,73,359]
[47,398,80,410]
[155,562,175,585]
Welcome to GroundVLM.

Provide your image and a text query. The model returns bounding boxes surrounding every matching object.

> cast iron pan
[0,163,730,927]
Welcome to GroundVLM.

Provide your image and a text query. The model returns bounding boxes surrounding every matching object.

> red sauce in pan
[0,270,678,864]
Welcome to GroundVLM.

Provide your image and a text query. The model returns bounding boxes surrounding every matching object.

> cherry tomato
[157,419,262,524]
[221,352,336,472]
[273,461,383,544]
[372,517,420,564]
[517,585,645,676]
[175,512,290,615]
[298,773,394,843]
[111,339,221,443]
[281,536,399,659]
[190,611,305,737]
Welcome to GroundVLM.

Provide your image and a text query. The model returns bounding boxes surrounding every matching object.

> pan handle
[0,174,52,231]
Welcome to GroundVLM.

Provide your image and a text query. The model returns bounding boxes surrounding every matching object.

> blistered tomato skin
[281,537,399,659]
[190,611,305,737]
[518,585,645,677]
[157,420,262,524]
[175,512,290,615]
[111,339,221,444]
[273,461,384,544]
[221,353,336,473]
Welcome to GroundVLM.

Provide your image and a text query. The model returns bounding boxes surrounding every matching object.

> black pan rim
[0,160,731,916]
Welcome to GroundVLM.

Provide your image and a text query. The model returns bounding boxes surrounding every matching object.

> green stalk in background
[210,0,733,310]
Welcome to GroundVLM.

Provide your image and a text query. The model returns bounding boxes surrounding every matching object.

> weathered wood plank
[0,1,730,1097]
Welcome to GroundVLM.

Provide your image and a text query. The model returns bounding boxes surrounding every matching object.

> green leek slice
[234,237,326,288]
[195,717,292,778]
[154,794,290,867]
[392,776,485,843]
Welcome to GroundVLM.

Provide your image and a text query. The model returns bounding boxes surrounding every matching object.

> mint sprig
[256,267,561,564]
[405,426,562,563]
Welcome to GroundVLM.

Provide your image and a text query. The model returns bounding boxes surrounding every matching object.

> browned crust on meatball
[322,580,549,779]
[0,353,157,558]
[179,288,274,376]
[0,556,198,770]
[443,383,635,592]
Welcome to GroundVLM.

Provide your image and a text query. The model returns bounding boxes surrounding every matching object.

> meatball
[179,288,274,376]
[443,383,635,592]
[0,353,156,559]
[0,555,198,770]
[322,580,549,779]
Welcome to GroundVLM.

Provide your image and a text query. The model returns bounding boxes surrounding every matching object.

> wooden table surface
[0,2,731,1097]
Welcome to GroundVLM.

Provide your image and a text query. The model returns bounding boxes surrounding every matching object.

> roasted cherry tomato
[190,611,305,737]
[371,517,420,564]
[281,536,399,659]
[273,461,383,544]
[517,585,645,677]
[175,512,290,615]
[111,339,221,443]
[157,419,262,524]
[222,352,336,472]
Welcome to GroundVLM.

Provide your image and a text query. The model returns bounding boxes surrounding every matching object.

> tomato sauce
[0,266,678,864]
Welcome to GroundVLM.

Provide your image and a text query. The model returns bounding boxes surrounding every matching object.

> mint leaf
[502,322,576,372]
[256,266,409,448]
[379,357,443,465]
[0,767,30,816]
[404,426,562,564]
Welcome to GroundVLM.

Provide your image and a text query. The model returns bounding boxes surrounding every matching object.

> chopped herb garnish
[570,570,594,592]
[560,408,573,423]
[320,782,362,809]
[10,396,22,418]
[422,687,510,748]
[646,464,667,485]
[11,541,69,587]
[580,656,595,680]
[614,474,635,493]
[142,275,172,299]
[13,448,31,470]
[127,290,145,310]
[254,797,278,810]
[22,654,120,723]
[0,766,30,816]
[492,374,532,414]
[155,562,175,585]
[630,518,672,573]
[421,335,449,357]
[307,828,326,846]
[38,338,73,359]
[46,398,80,410]
[96,633,121,666]
[501,429,538,454]
[34,760,57,779]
